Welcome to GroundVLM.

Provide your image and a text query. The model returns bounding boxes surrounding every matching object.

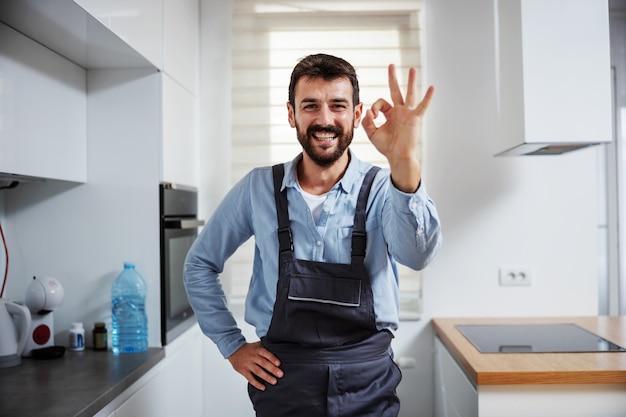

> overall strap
[272,164,293,253]
[351,166,381,265]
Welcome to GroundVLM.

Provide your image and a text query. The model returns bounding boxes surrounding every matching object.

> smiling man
[184,53,442,417]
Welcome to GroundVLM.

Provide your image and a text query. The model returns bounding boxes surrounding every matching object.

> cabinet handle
[164,219,205,229]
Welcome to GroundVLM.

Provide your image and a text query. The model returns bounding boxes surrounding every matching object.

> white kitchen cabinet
[71,0,110,26]
[434,337,478,417]
[163,0,199,93]
[115,327,204,417]
[73,0,164,69]
[74,0,199,93]
[92,327,204,417]
[109,0,163,69]
[0,22,87,182]
[71,0,199,187]
[0,0,156,70]
[161,74,199,187]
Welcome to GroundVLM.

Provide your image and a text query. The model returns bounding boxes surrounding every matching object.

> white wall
[194,1,602,417]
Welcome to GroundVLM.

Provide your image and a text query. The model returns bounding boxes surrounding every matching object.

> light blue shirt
[184,152,442,359]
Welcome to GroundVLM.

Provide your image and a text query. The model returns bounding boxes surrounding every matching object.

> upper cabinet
[495,0,612,156]
[73,0,164,70]
[161,75,198,187]
[160,0,199,186]
[0,0,157,183]
[0,0,155,70]
[163,0,199,94]
[74,0,199,186]
[74,0,199,94]
[0,22,87,183]
[0,0,198,186]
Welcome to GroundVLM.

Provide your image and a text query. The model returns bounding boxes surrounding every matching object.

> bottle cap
[71,322,83,329]
[94,322,105,328]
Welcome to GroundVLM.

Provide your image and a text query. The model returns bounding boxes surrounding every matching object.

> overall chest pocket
[288,274,362,307]
[336,218,388,276]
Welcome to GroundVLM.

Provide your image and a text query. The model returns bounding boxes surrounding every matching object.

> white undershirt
[299,189,329,224]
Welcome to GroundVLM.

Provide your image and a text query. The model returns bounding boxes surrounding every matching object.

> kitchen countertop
[432,316,626,385]
[0,347,164,417]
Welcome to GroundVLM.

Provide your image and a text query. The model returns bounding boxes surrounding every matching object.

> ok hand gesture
[361,64,434,193]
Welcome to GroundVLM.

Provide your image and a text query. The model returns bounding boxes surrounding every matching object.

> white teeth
[314,133,336,140]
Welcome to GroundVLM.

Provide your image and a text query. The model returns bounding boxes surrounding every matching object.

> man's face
[287,77,363,167]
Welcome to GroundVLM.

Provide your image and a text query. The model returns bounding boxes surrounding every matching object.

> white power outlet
[499,267,532,286]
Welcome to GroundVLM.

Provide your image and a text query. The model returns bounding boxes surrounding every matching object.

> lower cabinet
[97,326,203,417]
[434,337,478,417]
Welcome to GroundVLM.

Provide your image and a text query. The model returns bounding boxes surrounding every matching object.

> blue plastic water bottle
[111,262,148,354]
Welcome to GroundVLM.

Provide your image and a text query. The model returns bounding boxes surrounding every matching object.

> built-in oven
[159,183,205,345]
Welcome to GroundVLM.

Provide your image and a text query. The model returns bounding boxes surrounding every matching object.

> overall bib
[248,164,402,417]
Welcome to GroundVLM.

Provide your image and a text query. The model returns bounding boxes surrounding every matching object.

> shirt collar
[282,150,369,194]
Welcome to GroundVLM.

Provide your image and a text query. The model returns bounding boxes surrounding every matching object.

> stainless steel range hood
[494,0,612,156]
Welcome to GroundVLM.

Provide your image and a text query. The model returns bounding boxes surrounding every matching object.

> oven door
[160,217,204,345]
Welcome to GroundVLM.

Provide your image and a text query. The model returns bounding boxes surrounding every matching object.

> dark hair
[288,54,360,109]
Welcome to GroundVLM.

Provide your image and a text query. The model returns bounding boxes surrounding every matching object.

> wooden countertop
[432,316,626,385]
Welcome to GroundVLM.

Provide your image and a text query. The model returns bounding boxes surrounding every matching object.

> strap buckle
[351,231,366,262]
[277,227,293,252]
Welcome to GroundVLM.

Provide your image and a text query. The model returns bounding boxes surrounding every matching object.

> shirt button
[316,240,322,246]
[410,202,418,210]
[323,207,329,213]
[417,228,424,236]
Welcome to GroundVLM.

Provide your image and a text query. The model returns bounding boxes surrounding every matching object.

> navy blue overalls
[247,163,402,417]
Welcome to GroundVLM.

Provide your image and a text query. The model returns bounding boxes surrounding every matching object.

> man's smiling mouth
[313,132,337,141]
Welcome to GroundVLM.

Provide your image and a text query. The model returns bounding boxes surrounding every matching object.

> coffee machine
[23,276,64,356]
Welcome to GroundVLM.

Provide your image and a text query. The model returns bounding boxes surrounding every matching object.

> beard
[296,122,354,167]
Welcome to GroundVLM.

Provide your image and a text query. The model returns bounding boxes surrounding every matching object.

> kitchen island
[432,316,626,417]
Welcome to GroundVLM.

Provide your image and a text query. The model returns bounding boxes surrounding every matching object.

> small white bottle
[69,322,85,351]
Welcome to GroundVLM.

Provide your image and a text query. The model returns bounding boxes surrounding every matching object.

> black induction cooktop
[456,323,626,353]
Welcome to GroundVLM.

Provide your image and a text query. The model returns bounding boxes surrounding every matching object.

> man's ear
[353,102,364,128]
[287,102,296,128]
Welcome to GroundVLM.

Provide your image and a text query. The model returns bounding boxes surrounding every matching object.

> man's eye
[303,104,317,110]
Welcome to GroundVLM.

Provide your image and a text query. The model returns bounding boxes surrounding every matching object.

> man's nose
[316,105,334,126]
